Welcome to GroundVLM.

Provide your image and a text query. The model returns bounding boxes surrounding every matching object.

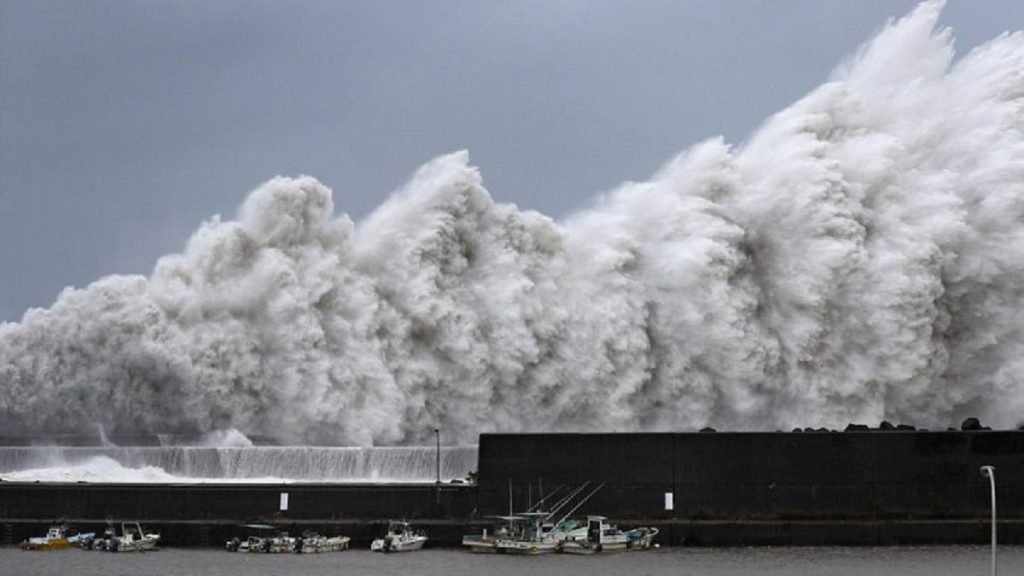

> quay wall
[0,483,478,547]
[2,431,1023,546]
[477,432,1024,522]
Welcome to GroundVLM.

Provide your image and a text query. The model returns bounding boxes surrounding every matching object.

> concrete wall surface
[0,483,476,522]
[2,431,1020,546]
[476,431,1023,521]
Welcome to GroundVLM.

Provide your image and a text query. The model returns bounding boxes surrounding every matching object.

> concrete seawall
[476,431,1024,522]
[2,431,1022,546]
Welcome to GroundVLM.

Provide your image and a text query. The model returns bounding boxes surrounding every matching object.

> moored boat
[82,522,160,552]
[20,525,94,551]
[559,516,658,554]
[250,532,295,553]
[226,525,349,553]
[114,522,161,552]
[226,524,275,552]
[297,530,350,553]
[494,513,572,555]
[371,521,427,552]
[463,515,561,554]
[463,482,600,554]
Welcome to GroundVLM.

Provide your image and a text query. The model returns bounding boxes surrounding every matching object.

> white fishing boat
[226,525,348,553]
[461,528,500,553]
[463,515,561,554]
[82,522,159,552]
[493,514,567,555]
[371,521,427,552]
[225,536,260,553]
[463,481,600,554]
[251,532,295,553]
[559,516,658,554]
[114,522,161,552]
[227,524,274,552]
[227,524,289,553]
[297,531,350,553]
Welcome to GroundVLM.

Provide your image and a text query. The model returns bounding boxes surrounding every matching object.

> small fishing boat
[296,531,350,553]
[371,521,427,552]
[227,524,291,553]
[461,521,502,553]
[249,532,295,554]
[115,522,161,552]
[463,482,600,554]
[559,516,658,554]
[226,525,349,553]
[493,514,564,555]
[84,522,160,552]
[20,525,94,551]
[226,524,276,552]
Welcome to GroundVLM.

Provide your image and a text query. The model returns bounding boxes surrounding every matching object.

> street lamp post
[980,465,996,576]
[434,428,441,504]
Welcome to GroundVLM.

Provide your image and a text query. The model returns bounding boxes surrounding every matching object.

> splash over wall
[2,1,1023,444]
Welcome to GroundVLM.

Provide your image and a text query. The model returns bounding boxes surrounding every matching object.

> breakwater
[0,446,478,483]
[477,431,1024,521]
[1,431,1022,546]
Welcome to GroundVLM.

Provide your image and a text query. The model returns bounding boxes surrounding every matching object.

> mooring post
[434,428,441,504]
[980,465,996,576]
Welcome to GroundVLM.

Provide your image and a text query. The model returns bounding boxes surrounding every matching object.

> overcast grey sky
[1,0,1021,322]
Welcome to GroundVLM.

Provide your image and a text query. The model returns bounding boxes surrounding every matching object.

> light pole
[980,465,996,576]
[434,428,441,504]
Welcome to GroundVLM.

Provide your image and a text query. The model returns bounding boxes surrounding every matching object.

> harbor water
[2,546,1022,576]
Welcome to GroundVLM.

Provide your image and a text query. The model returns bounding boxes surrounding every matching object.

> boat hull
[20,539,72,551]
[299,536,350,553]
[494,541,558,555]
[371,536,426,552]
[559,527,659,554]
[115,536,160,552]
[560,540,627,554]
[462,537,498,553]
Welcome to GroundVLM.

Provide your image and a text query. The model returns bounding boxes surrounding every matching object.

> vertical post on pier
[434,428,441,504]
[980,465,996,576]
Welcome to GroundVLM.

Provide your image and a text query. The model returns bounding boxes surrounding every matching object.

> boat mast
[508,477,513,534]
[555,482,606,527]
[545,481,591,520]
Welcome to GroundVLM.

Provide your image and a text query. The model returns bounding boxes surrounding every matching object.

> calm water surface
[1,546,1020,575]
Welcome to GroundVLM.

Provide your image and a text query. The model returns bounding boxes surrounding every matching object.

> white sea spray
[2,1,1022,443]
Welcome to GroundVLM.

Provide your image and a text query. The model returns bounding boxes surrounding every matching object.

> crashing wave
[1,1,1023,443]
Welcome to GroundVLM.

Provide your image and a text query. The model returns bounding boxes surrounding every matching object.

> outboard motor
[227,537,241,552]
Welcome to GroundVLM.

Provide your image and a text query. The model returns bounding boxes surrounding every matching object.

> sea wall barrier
[477,431,1024,522]
[2,431,1022,546]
